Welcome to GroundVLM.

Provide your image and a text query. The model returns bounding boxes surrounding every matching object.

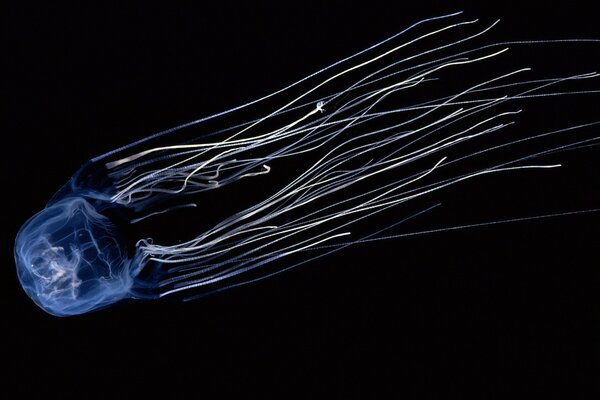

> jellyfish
[14,11,600,317]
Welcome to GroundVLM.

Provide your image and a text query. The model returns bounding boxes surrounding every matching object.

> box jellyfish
[14,12,600,316]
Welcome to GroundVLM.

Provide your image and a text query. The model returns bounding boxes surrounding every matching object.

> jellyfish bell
[14,195,134,316]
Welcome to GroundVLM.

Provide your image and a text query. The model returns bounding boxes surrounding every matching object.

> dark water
[3,2,598,397]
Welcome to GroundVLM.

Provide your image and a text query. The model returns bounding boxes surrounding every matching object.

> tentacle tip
[316,101,326,113]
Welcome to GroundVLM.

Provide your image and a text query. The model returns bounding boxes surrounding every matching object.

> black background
[3,2,599,397]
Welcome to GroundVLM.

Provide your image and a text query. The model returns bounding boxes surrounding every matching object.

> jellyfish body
[15,196,133,316]
[14,12,600,316]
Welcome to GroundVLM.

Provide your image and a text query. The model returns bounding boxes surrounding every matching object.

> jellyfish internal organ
[14,12,600,316]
